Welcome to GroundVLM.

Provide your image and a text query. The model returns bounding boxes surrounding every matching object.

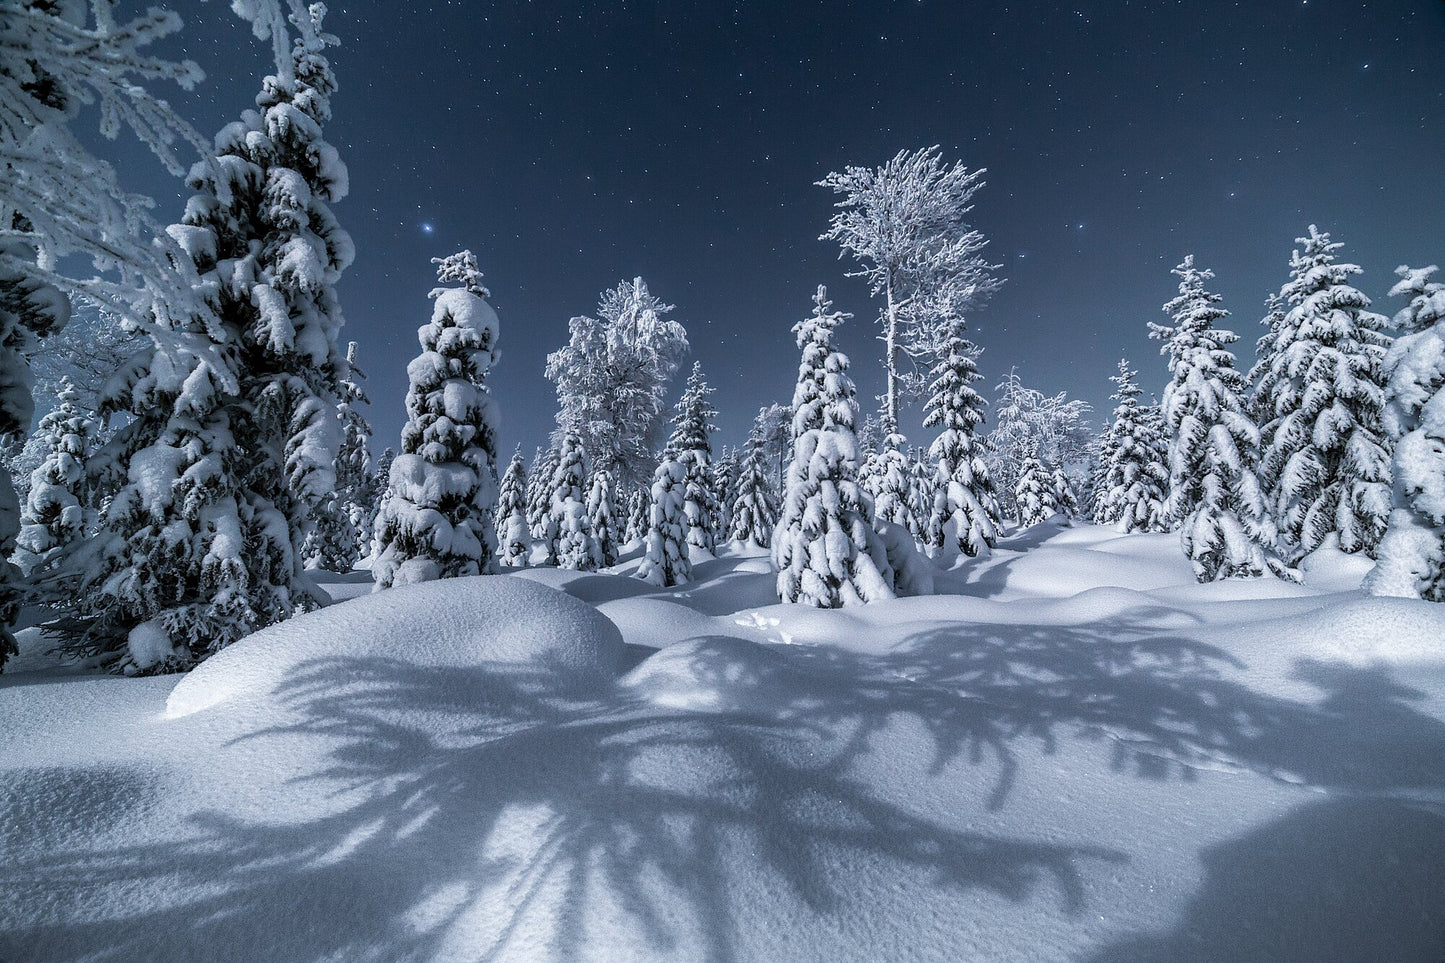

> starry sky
[122,0,1445,458]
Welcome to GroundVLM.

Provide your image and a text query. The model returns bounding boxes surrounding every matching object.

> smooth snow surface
[4,525,1445,962]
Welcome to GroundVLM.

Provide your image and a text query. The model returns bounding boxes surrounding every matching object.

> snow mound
[596,597,725,649]
[621,635,804,714]
[1290,595,1445,667]
[167,576,625,718]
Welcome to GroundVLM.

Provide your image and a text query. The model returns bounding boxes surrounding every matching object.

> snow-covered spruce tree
[752,402,794,493]
[1366,265,1445,601]
[586,469,620,568]
[526,445,560,541]
[667,361,720,553]
[306,341,372,571]
[1015,457,1058,527]
[871,436,918,535]
[624,487,648,545]
[373,252,501,589]
[818,148,1003,434]
[546,277,689,490]
[1256,226,1392,561]
[1248,291,1289,425]
[772,286,895,607]
[546,431,600,570]
[986,369,1092,523]
[923,313,999,556]
[712,446,739,538]
[63,11,354,669]
[1150,256,1284,582]
[636,456,691,587]
[1051,465,1080,518]
[1094,358,1170,533]
[908,447,934,540]
[496,448,531,568]
[15,377,97,579]
[367,446,395,545]
[730,430,778,548]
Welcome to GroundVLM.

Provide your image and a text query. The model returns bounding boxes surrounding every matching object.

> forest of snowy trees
[3,1,1444,678]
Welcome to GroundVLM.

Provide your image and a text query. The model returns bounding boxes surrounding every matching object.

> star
[420,222,435,235]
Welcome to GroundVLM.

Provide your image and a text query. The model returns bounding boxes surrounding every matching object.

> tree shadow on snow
[5,611,1445,961]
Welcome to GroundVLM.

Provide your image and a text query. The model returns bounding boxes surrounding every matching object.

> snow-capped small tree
[923,314,999,556]
[1248,291,1289,424]
[667,361,720,553]
[306,341,373,572]
[546,277,690,490]
[1151,257,1284,582]
[818,147,1003,433]
[752,402,794,492]
[373,252,501,590]
[368,446,395,546]
[772,286,895,607]
[730,430,778,548]
[527,445,560,541]
[1256,226,1393,561]
[636,456,691,587]
[1015,457,1057,527]
[546,431,599,570]
[986,370,1092,521]
[1094,359,1170,533]
[586,469,620,568]
[871,436,918,535]
[1050,465,1080,519]
[908,447,934,539]
[1366,265,1445,602]
[15,377,97,579]
[712,446,739,537]
[496,448,530,568]
[624,487,649,545]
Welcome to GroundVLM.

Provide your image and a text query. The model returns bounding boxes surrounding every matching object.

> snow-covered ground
[4,520,1444,962]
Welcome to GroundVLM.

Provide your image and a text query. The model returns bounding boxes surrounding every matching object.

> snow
[4,526,1445,961]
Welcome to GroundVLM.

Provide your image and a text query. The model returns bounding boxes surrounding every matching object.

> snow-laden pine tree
[871,437,918,536]
[773,286,895,607]
[818,148,1003,434]
[624,487,648,545]
[63,11,353,669]
[1248,292,1289,424]
[1151,257,1284,582]
[373,252,501,589]
[526,446,559,541]
[1051,466,1080,519]
[712,446,739,538]
[1256,226,1393,561]
[1094,358,1170,533]
[368,446,395,550]
[545,431,599,570]
[1366,265,1445,601]
[1015,457,1058,527]
[752,403,794,493]
[586,469,620,568]
[306,341,372,572]
[909,448,934,539]
[636,456,691,587]
[667,361,720,553]
[546,278,689,490]
[730,429,779,548]
[15,377,96,579]
[923,314,999,556]
[497,448,531,568]
[986,370,1092,523]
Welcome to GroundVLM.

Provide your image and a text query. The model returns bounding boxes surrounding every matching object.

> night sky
[120,0,1445,458]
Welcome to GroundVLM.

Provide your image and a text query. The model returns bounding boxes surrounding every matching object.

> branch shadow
[5,607,1444,961]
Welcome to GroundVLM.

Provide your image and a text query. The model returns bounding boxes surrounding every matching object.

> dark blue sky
[125,0,1445,457]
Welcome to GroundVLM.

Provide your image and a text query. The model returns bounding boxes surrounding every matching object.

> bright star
[421,222,435,235]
